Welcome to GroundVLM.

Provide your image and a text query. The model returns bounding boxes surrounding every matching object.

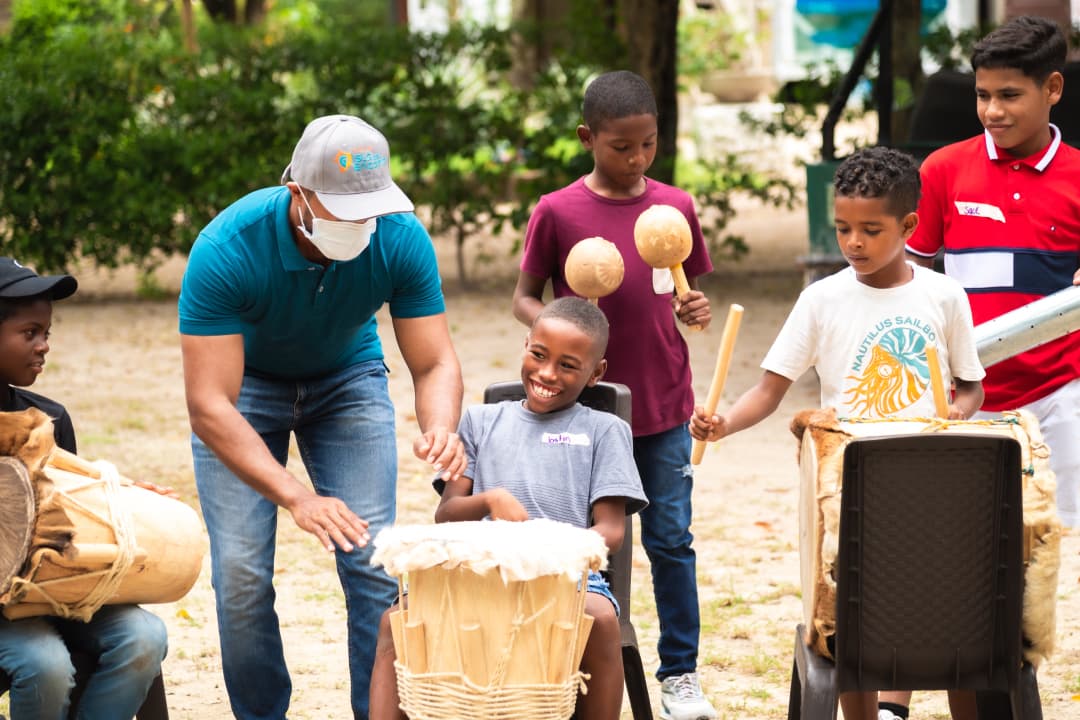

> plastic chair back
[834,433,1023,694]
[787,432,1042,719]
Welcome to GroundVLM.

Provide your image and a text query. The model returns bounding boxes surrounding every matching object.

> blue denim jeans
[193,360,398,720]
[0,605,168,720]
[633,423,699,680]
[586,571,619,616]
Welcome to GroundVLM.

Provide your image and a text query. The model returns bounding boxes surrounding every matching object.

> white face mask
[296,190,375,261]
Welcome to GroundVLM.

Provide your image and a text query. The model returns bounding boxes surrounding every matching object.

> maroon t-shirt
[520,177,713,436]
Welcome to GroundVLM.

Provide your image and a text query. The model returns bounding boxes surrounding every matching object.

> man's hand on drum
[413,427,466,482]
[689,405,729,442]
[673,289,711,330]
[287,493,370,553]
[485,488,529,522]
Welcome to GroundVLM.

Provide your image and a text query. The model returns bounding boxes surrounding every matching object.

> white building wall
[407,0,513,32]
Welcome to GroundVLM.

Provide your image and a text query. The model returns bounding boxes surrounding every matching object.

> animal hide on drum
[791,407,1061,667]
[1,409,207,620]
[0,409,78,599]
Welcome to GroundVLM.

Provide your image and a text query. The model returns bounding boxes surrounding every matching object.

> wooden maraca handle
[925,344,949,418]
[670,266,702,332]
[670,265,691,297]
[691,304,744,465]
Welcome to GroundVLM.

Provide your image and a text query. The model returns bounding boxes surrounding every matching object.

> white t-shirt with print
[762,263,985,418]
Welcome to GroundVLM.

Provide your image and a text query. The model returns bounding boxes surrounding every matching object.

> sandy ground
[2,203,1079,719]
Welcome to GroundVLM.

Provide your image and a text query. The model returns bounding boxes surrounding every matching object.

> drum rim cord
[8,460,137,620]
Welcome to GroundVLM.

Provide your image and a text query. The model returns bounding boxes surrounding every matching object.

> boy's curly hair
[582,71,657,132]
[971,16,1067,83]
[535,296,609,358]
[833,146,921,218]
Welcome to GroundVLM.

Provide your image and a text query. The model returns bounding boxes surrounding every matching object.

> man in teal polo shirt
[178,114,464,720]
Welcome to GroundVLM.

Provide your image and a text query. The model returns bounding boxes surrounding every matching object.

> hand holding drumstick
[925,344,984,420]
[689,304,744,464]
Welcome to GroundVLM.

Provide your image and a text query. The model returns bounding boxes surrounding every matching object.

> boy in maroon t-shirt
[512,70,717,720]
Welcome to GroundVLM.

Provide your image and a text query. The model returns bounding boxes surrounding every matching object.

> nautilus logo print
[845,320,936,416]
[335,147,387,173]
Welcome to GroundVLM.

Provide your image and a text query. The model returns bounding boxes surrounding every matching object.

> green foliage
[678,11,748,80]
[0,0,795,283]
[677,154,798,261]
[923,20,1080,73]
[135,269,170,300]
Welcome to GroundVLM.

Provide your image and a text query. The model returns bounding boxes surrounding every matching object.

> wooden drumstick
[690,303,744,465]
[564,237,624,304]
[925,344,949,418]
[48,447,102,478]
[634,204,701,330]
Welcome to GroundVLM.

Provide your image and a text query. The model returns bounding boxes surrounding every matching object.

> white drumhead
[371,518,609,582]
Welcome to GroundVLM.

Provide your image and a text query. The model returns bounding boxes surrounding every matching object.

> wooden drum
[794,408,1061,666]
[371,519,609,720]
[0,409,207,621]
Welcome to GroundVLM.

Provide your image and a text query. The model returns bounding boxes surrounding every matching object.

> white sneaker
[878,711,903,720]
[659,672,718,720]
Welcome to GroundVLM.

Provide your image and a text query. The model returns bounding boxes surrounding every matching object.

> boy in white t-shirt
[690,146,985,720]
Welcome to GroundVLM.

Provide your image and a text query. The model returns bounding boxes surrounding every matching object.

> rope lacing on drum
[838,414,1036,476]
[9,461,137,621]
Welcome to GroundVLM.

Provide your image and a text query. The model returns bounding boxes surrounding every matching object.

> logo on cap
[336,148,387,174]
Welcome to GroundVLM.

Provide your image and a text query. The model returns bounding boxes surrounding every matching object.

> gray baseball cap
[281,115,414,221]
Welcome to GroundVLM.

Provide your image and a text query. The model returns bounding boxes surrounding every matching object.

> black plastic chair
[904,69,984,159]
[0,652,168,720]
[1051,61,1080,147]
[483,380,653,720]
[786,433,1042,720]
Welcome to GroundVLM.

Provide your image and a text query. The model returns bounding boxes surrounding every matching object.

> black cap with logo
[0,258,77,300]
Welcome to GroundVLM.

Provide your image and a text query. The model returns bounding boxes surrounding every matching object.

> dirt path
[4,206,1079,719]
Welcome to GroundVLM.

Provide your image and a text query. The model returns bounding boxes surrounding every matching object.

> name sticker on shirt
[954,201,1006,223]
[541,432,592,446]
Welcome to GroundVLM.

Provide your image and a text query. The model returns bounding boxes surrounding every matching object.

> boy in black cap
[0,257,169,720]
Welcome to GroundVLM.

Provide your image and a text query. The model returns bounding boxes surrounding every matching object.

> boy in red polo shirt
[895,15,1080,720]
[906,16,1080,526]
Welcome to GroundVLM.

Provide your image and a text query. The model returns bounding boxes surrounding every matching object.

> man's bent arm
[392,313,466,480]
[180,333,368,551]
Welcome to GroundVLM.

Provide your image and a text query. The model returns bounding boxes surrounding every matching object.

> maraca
[565,237,625,303]
[634,204,692,297]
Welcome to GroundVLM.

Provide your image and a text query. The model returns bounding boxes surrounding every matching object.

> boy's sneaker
[659,672,718,720]
[878,712,903,720]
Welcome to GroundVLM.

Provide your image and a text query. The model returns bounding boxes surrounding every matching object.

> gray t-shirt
[458,401,648,528]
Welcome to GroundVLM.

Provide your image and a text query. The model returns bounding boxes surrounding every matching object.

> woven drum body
[0,439,207,621]
[795,409,1061,666]
[372,519,609,720]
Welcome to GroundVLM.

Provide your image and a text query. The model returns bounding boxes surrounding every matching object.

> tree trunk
[509,0,571,88]
[203,0,238,23]
[615,0,679,184]
[456,222,470,289]
[0,0,10,34]
[180,0,198,52]
[244,0,267,25]
[891,0,922,146]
